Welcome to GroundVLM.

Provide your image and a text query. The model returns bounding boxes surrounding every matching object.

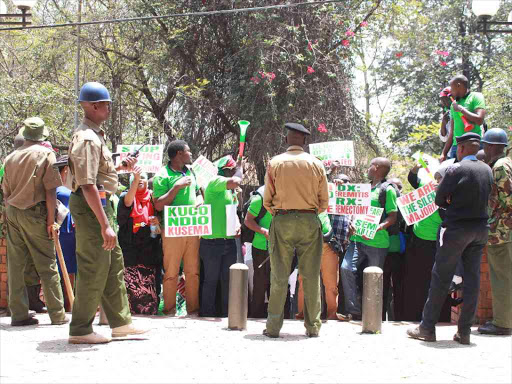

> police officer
[263,123,329,338]
[2,117,68,326]
[1,132,48,314]
[68,82,147,344]
[408,132,492,345]
[478,128,512,336]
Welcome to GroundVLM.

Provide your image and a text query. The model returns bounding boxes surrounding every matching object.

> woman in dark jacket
[117,167,162,315]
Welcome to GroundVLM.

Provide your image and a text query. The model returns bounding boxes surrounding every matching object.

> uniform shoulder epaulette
[75,128,102,145]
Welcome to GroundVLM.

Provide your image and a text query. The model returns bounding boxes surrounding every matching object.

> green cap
[19,117,49,142]
[214,155,236,170]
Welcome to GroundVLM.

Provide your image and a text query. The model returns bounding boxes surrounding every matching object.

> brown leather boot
[407,325,436,342]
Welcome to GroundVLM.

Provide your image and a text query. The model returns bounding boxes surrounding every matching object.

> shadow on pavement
[243,333,309,342]
[418,340,477,349]
[0,323,43,333]
[37,339,103,353]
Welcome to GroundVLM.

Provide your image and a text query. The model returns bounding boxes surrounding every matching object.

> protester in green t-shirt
[152,140,202,316]
[382,177,406,322]
[200,155,243,317]
[340,157,397,319]
[441,75,486,162]
[401,162,451,322]
[244,185,272,318]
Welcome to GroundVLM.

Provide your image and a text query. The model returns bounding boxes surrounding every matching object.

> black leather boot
[27,284,47,313]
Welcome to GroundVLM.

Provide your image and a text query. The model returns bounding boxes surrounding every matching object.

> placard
[164,205,212,237]
[225,204,241,237]
[116,144,163,174]
[354,206,384,240]
[309,141,355,167]
[191,155,218,189]
[327,183,371,215]
[397,182,438,226]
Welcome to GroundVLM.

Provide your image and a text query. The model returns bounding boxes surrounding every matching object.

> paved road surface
[1,314,510,383]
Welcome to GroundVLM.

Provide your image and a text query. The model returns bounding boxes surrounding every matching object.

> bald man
[340,157,398,320]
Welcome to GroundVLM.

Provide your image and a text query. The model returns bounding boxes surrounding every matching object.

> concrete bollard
[228,263,249,330]
[362,266,383,334]
[98,305,109,326]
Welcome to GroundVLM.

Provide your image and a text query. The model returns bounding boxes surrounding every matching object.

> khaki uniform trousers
[23,260,41,286]
[69,192,131,336]
[5,204,65,322]
[266,212,323,336]
[487,243,512,328]
[297,242,339,319]
[162,235,200,314]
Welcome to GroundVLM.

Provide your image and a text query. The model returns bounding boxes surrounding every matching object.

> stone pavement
[0,314,510,383]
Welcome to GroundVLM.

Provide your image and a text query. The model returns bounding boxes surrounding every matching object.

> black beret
[456,132,481,145]
[285,122,310,135]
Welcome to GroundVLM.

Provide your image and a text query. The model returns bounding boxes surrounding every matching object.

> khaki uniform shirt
[264,145,328,215]
[488,155,512,245]
[68,118,118,195]
[2,143,62,209]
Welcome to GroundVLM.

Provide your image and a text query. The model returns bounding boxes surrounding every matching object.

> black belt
[275,209,316,216]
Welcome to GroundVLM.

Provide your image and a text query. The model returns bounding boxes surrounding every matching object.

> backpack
[378,181,405,235]
[240,187,267,244]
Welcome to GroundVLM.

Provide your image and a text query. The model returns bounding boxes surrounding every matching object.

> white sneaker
[69,332,111,344]
[111,323,149,338]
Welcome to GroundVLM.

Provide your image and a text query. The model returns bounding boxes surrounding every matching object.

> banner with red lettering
[354,206,384,239]
[327,183,372,216]
[397,182,438,226]
[309,141,355,167]
[191,155,218,189]
[116,144,163,174]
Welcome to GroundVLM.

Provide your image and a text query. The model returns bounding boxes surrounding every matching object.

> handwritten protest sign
[327,183,372,215]
[191,155,218,189]
[354,206,384,240]
[397,182,438,226]
[309,141,355,167]
[164,205,212,237]
[115,144,163,174]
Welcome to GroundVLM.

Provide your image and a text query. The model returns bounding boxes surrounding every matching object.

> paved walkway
[1,313,510,383]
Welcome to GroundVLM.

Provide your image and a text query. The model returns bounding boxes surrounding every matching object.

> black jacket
[435,158,492,227]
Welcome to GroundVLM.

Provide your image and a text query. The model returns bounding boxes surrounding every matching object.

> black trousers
[383,251,405,321]
[250,247,271,318]
[402,233,451,322]
[421,224,488,334]
[199,238,237,317]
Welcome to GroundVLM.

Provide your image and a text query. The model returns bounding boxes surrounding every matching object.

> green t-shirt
[351,184,398,249]
[318,212,332,235]
[388,234,401,253]
[202,176,238,240]
[450,92,486,145]
[248,194,272,251]
[412,180,442,241]
[152,165,198,206]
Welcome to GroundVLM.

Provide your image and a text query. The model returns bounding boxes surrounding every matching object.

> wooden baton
[52,226,74,309]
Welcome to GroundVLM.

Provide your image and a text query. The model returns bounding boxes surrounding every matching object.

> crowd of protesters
[1,75,511,345]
